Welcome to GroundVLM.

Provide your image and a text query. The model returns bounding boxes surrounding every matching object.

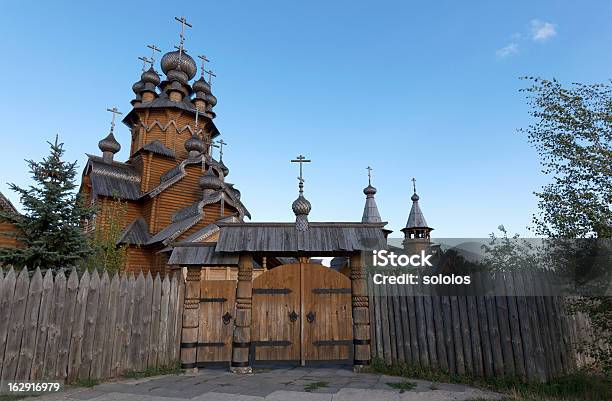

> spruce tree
[0,136,94,269]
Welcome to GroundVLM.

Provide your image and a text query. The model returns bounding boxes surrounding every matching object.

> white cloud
[530,20,557,42]
[496,42,519,58]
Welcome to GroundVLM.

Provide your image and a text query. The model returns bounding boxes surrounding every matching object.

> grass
[72,377,99,388]
[386,380,416,393]
[304,381,329,392]
[122,361,182,379]
[369,358,611,401]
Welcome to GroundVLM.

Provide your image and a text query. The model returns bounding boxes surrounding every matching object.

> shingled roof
[0,192,18,215]
[117,217,151,245]
[215,222,388,253]
[168,243,239,266]
[84,155,142,200]
[139,140,175,158]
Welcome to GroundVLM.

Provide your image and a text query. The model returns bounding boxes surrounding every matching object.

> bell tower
[401,178,433,253]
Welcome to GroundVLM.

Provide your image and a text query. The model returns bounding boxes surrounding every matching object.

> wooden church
[77,18,434,277]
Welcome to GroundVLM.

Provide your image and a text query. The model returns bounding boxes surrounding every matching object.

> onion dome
[363,184,377,196]
[132,79,144,94]
[199,167,223,191]
[207,93,217,107]
[193,77,211,94]
[411,193,420,202]
[166,69,189,85]
[141,66,161,86]
[292,194,312,216]
[98,132,121,154]
[185,133,205,155]
[161,49,197,80]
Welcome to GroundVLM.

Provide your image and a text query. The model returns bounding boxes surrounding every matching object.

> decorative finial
[203,136,219,159]
[217,139,227,161]
[411,178,420,202]
[147,44,161,66]
[205,69,216,85]
[367,166,373,186]
[362,165,381,223]
[106,107,122,133]
[138,56,152,72]
[197,55,210,78]
[363,166,377,197]
[291,155,312,231]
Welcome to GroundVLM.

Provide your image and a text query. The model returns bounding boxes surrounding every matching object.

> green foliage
[303,381,329,392]
[520,77,612,374]
[519,77,611,239]
[122,361,182,379]
[386,380,416,393]
[0,136,94,270]
[481,225,538,271]
[370,358,611,400]
[84,195,128,274]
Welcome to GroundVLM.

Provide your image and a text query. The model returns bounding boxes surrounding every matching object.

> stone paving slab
[24,366,503,401]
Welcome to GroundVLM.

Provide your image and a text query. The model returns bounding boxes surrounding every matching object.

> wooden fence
[368,271,594,382]
[0,268,184,385]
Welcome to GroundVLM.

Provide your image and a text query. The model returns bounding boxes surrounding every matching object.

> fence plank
[0,268,17,378]
[450,296,465,374]
[466,294,483,377]
[372,278,383,360]
[406,283,421,368]
[424,293,438,369]
[79,270,100,379]
[494,274,514,377]
[397,282,412,364]
[475,273,493,378]
[31,269,54,380]
[15,268,43,381]
[158,275,171,366]
[457,293,473,374]
[44,271,65,380]
[111,274,129,377]
[167,273,178,365]
[390,284,405,363]
[174,272,185,362]
[67,270,90,383]
[121,274,136,374]
[56,269,78,381]
[379,279,392,365]
[367,273,377,362]
[91,271,110,380]
[140,272,154,371]
[148,274,162,368]
[440,295,455,374]
[102,273,119,379]
[431,293,448,372]
[169,272,182,363]
[504,272,525,379]
[128,272,145,372]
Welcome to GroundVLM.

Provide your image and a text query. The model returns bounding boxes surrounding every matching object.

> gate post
[230,253,253,374]
[181,266,201,372]
[350,253,371,371]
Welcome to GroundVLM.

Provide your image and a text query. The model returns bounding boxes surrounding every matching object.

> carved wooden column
[350,252,371,371]
[181,266,201,372]
[230,254,253,373]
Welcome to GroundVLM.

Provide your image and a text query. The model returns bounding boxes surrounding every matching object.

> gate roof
[215,222,388,254]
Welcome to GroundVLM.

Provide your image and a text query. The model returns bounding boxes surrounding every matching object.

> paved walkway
[28,367,503,401]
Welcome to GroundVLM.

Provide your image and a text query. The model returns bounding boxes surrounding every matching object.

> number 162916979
[5,381,62,393]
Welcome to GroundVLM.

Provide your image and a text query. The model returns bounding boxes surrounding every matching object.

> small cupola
[290,155,312,231]
[401,178,433,250]
[98,107,122,164]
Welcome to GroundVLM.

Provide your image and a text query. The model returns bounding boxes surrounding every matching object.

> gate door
[196,280,236,364]
[251,263,352,364]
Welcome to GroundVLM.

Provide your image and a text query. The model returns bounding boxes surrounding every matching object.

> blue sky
[1,1,611,237]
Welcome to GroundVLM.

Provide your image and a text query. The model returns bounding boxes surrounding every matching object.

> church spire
[362,166,382,223]
[401,178,433,250]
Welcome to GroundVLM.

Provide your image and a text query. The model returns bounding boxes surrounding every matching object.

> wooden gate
[195,280,236,365]
[251,263,352,365]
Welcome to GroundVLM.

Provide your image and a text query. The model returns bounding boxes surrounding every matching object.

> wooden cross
[205,69,216,85]
[198,55,210,78]
[366,166,373,185]
[217,139,227,160]
[174,16,192,50]
[138,56,151,72]
[291,155,311,186]
[147,44,161,64]
[412,177,417,194]
[106,107,123,133]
